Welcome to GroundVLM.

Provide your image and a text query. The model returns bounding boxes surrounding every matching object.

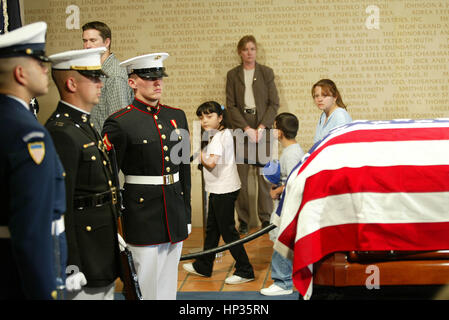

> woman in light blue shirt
[312,79,352,143]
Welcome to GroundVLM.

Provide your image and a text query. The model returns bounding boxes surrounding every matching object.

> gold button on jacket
[102,98,192,245]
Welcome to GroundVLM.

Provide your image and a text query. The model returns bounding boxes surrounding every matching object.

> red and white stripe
[274,120,449,299]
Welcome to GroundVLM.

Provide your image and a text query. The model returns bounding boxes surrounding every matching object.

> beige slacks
[235,163,273,226]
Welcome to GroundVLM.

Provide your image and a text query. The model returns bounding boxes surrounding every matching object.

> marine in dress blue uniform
[0,22,67,300]
[45,48,121,300]
[102,53,191,299]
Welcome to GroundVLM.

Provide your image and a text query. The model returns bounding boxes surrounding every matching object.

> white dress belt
[0,226,11,239]
[125,172,180,185]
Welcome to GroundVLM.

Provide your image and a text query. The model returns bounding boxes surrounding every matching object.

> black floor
[311,284,445,300]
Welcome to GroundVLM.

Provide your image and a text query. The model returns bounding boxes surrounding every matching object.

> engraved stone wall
[24,0,449,226]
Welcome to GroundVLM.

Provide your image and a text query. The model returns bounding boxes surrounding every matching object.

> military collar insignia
[58,102,91,125]
[147,105,159,112]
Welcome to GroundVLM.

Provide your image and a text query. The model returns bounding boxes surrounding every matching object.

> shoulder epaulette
[110,105,132,117]
[112,105,134,119]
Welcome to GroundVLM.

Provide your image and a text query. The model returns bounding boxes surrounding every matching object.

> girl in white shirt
[183,101,255,284]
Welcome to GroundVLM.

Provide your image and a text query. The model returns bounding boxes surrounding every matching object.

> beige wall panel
[24,0,449,227]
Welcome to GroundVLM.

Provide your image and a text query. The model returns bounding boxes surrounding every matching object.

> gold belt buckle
[111,187,118,205]
[163,174,174,185]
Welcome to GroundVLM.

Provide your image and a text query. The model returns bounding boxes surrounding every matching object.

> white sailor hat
[120,52,169,78]
[0,21,49,61]
[49,47,108,78]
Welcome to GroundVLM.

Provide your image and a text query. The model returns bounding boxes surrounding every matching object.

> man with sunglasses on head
[45,47,121,300]
[102,53,191,300]
[0,21,66,300]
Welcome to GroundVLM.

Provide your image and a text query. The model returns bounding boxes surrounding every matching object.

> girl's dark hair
[196,101,230,150]
[311,79,347,110]
[196,101,230,130]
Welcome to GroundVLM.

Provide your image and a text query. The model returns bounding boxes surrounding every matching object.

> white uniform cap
[0,21,48,61]
[49,47,108,77]
[120,52,169,78]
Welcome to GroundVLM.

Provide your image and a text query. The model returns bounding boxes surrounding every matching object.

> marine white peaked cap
[50,47,106,70]
[49,47,108,77]
[120,52,169,78]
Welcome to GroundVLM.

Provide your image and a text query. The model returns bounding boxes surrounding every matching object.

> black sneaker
[238,222,248,235]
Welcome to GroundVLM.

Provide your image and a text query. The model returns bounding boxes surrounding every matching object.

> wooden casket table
[314,250,449,287]
[273,119,449,299]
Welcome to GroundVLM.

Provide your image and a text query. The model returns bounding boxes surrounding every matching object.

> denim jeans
[271,250,293,290]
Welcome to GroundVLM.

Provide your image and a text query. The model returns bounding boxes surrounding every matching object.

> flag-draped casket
[273,119,449,299]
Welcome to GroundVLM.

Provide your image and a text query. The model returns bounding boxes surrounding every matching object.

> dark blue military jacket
[46,101,121,288]
[102,98,191,245]
[0,94,66,299]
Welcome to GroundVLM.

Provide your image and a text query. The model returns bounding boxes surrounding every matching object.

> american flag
[273,119,449,299]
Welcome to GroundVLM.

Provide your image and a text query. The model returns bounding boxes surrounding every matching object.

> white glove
[188,224,192,235]
[65,272,87,292]
[117,233,127,252]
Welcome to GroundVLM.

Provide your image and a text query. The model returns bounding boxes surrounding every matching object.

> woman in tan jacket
[226,35,280,234]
